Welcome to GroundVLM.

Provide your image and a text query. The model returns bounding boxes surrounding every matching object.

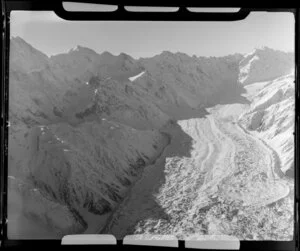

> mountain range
[8,36,294,238]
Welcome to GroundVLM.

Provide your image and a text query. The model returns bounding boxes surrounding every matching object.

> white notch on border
[187,8,241,13]
[124,6,179,12]
[123,234,178,247]
[61,234,117,245]
[185,235,240,250]
[62,2,118,12]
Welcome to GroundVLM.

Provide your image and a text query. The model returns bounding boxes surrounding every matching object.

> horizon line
[11,35,295,61]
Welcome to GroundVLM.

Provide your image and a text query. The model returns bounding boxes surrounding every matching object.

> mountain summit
[239,47,294,85]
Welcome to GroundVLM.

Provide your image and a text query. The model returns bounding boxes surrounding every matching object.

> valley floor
[101,103,293,240]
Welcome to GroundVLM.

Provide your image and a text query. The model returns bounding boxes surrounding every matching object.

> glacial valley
[8,37,294,240]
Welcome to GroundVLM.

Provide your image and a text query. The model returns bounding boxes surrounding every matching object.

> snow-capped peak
[69,45,83,53]
[239,47,294,85]
[243,49,256,58]
[68,45,97,55]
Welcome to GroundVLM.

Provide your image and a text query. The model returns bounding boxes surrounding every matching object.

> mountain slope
[239,47,294,85]
[8,37,170,237]
[8,37,295,238]
[137,52,246,110]
[239,73,295,176]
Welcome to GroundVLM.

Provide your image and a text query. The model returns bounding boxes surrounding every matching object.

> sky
[10,10,295,59]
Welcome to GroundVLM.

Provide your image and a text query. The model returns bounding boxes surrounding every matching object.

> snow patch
[129,71,145,82]
[55,136,65,144]
[69,46,81,53]
[239,55,259,84]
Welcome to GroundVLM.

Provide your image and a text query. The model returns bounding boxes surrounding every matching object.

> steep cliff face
[8,37,295,237]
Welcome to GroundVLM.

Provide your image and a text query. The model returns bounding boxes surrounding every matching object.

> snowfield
[129,71,145,81]
[238,47,294,85]
[8,36,294,240]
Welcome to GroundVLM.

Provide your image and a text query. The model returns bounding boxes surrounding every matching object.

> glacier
[8,36,295,240]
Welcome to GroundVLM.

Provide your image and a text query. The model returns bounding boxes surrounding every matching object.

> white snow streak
[129,71,145,81]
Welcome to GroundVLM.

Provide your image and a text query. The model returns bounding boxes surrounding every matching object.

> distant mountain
[137,52,246,109]
[8,36,295,237]
[239,47,294,85]
[50,46,143,83]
